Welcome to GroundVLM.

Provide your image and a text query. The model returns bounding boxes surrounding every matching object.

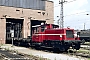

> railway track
[63,43,90,59]
[63,45,90,59]
[81,46,90,50]
[0,49,26,60]
[31,46,90,59]
[82,42,90,46]
[65,50,90,58]
[0,48,48,60]
[1,44,89,60]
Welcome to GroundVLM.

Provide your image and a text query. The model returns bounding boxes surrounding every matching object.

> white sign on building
[10,30,14,37]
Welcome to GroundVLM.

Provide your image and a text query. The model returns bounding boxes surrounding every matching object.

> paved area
[0,44,87,60]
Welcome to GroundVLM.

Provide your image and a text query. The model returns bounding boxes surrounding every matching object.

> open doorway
[6,18,24,44]
[30,20,46,36]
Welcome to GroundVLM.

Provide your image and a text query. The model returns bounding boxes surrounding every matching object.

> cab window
[41,25,46,32]
[52,25,59,29]
[32,27,40,34]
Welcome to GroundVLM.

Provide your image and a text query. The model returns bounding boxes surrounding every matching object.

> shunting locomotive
[31,24,81,51]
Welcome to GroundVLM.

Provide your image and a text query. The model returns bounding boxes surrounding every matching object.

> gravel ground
[0,54,4,60]
[0,44,88,60]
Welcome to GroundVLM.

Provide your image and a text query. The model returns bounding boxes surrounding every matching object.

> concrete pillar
[23,17,30,38]
[0,18,6,44]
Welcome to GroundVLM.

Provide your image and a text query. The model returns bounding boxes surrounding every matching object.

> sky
[49,0,90,30]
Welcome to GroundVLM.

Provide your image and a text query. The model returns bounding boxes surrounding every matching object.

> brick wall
[0,1,54,44]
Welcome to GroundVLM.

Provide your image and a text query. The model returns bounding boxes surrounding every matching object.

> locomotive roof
[32,25,41,27]
[32,24,74,30]
[32,24,59,28]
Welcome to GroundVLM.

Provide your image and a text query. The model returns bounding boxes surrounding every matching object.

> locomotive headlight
[60,35,62,37]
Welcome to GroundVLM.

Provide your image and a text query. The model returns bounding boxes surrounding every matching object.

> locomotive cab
[31,24,81,51]
[32,24,59,34]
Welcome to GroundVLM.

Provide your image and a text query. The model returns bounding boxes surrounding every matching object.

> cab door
[39,25,46,42]
[32,27,39,42]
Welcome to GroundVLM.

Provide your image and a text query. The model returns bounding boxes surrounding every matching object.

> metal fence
[0,0,45,10]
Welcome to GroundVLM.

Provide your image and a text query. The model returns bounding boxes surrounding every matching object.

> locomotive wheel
[75,44,80,50]
[64,48,68,52]
[53,48,60,53]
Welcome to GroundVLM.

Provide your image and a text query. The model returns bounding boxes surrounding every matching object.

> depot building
[0,0,54,44]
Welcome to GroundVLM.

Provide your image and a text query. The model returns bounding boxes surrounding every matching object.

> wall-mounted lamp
[28,17,32,19]
[3,15,7,17]
[0,18,4,19]
[46,19,50,20]
[20,17,24,18]
[42,12,45,15]
[16,9,20,11]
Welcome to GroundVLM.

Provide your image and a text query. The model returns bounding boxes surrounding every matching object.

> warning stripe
[33,34,66,35]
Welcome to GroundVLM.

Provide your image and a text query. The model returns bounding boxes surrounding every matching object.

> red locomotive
[31,24,81,51]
